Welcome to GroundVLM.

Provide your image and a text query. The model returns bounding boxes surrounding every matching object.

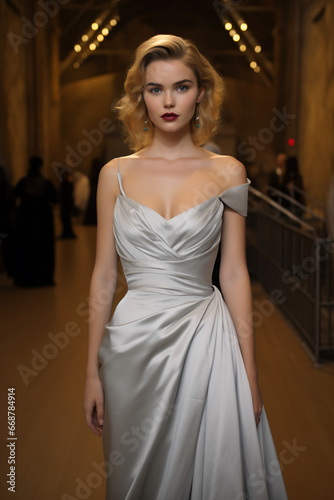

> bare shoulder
[211,155,247,189]
[97,158,120,197]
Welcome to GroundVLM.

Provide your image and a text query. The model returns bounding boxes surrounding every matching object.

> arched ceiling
[59,0,279,87]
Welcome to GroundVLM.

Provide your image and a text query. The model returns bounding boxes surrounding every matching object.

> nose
[163,91,175,108]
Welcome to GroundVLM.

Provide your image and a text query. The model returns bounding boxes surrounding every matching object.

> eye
[149,87,162,94]
[176,85,189,92]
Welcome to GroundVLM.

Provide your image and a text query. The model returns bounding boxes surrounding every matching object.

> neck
[147,124,200,159]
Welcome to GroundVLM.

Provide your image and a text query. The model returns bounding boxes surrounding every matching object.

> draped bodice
[113,159,251,295]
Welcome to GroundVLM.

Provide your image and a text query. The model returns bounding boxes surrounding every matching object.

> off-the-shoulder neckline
[117,174,251,223]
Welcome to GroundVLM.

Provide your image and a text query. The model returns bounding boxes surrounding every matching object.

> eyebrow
[145,79,194,88]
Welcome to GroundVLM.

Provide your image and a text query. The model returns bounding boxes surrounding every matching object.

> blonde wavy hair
[114,34,225,152]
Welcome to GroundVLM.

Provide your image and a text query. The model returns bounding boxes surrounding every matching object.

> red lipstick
[161,113,179,121]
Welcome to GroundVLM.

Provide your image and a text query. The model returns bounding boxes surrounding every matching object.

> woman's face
[142,58,205,133]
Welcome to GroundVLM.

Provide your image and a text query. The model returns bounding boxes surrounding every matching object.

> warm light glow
[229,29,236,37]
[239,44,247,52]
[110,19,117,26]
[250,61,257,69]
[102,27,109,36]
[81,34,88,42]
[91,22,99,30]
[254,45,262,53]
[74,44,81,52]
[233,34,240,42]
[73,62,80,69]
[89,43,97,51]
[97,34,104,42]
[224,22,232,30]
[240,23,248,31]
[254,66,260,73]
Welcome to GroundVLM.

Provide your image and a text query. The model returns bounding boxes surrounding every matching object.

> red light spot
[288,138,295,147]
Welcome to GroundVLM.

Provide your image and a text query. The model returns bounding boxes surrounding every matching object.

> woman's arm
[83,159,119,436]
[219,162,263,426]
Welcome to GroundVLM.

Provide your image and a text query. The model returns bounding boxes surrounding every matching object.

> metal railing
[247,187,334,364]
[264,186,326,234]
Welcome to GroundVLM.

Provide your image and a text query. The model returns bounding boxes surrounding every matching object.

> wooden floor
[1,217,334,500]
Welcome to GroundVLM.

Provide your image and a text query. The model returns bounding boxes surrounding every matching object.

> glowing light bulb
[89,43,96,51]
[254,45,262,53]
[240,23,248,31]
[81,34,88,42]
[97,34,104,42]
[233,34,240,42]
[239,44,246,52]
[74,44,81,52]
[250,61,257,69]
[91,22,99,30]
[224,22,232,31]
[102,28,109,36]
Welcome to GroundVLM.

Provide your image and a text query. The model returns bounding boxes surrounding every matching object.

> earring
[144,119,148,131]
[195,106,200,128]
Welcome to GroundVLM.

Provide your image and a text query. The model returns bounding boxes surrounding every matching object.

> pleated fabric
[98,159,289,500]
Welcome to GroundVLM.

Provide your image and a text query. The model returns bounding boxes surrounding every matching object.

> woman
[84,34,288,499]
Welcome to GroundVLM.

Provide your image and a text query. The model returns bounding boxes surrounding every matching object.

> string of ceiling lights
[219,7,274,86]
[60,4,121,75]
[63,1,272,85]
[224,19,262,74]
[72,13,120,69]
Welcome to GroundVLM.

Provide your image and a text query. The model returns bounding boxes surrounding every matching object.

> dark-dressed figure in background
[0,165,15,277]
[268,152,286,203]
[59,171,76,239]
[84,157,104,226]
[12,156,58,286]
[281,155,305,215]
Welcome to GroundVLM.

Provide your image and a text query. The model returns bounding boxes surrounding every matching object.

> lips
[161,113,179,121]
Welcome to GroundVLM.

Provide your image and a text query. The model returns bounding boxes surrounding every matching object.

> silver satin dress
[98,159,289,500]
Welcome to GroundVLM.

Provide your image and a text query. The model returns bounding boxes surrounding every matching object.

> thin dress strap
[117,158,125,196]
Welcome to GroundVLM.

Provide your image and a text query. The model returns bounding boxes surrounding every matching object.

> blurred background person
[244,160,260,191]
[268,152,286,204]
[83,157,104,226]
[0,163,15,278]
[59,170,77,239]
[72,170,90,222]
[281,155,305,215]
[12,156,58,286]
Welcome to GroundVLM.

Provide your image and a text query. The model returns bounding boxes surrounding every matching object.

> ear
[196,85,205,104]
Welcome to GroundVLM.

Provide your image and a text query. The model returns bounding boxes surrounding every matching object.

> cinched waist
[125,270,214,297]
